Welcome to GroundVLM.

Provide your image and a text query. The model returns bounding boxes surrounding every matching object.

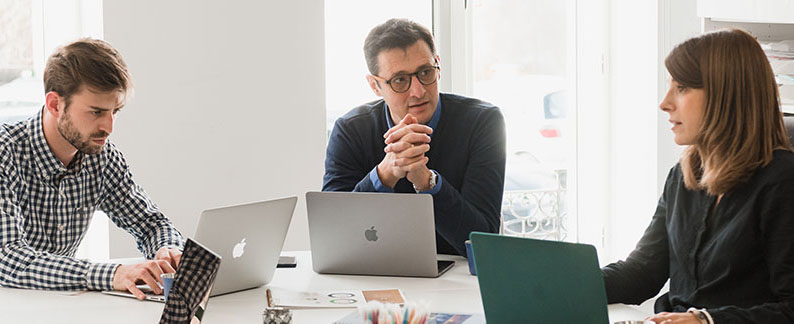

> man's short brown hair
[364,18,436,76]
[43,38,132,107]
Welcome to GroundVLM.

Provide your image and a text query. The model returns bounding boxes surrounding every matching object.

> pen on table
[266,288,273,307]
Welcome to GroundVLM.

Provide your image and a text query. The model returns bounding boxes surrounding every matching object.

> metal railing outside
[500,169,567,241]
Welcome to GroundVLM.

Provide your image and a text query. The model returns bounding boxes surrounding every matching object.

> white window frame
[434,0,611,259]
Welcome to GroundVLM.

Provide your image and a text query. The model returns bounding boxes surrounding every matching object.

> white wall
[605,0,660,261]
[657,0,701,196]
[102,1,326,257]
[604,0,701,262]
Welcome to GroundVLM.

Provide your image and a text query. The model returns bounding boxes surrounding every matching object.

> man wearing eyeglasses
[323,19,506,256]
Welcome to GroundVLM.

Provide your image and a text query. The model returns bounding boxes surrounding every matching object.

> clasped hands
[376,114,434,191]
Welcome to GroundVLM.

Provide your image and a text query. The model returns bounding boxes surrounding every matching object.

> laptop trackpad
[436,260,455,277]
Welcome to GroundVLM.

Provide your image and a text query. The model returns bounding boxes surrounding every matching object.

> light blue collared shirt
[368,100,443,194]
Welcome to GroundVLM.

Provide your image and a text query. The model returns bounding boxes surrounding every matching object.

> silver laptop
[103,196,296,301]
[195,196,296,296]
[306,191,454,278]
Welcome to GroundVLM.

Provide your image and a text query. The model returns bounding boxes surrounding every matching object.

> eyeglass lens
[389,67,438,93]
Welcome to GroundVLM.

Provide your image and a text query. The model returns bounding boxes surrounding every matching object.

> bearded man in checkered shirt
[0,38,184,300]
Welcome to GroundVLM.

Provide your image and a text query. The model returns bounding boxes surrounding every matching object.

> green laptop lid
[470,232,609,324]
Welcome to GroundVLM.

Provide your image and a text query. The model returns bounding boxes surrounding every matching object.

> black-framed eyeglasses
[372,65,440,93]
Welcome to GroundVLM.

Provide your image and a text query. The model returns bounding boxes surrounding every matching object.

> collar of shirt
[384,98,443,138]
[29,107,85,182]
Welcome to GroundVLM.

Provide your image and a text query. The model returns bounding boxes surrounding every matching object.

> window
[469,0,578,241]
[436,1,609,249]
[0,1,42,125]
[0,0,107,260]
[324,1,432,137]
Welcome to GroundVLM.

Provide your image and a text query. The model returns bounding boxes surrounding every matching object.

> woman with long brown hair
[602,29,794,323]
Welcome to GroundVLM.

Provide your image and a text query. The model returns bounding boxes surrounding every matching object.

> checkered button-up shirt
[0,110,184,291]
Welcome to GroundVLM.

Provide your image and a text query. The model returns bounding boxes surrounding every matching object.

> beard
[57,110,108,155]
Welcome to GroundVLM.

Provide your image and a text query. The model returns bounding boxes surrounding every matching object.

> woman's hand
[646,312,702,324]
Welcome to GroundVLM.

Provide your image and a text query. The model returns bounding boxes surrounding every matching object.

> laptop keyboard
[138,285,166,301]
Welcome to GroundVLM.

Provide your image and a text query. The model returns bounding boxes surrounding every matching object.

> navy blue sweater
[322,93,506,255]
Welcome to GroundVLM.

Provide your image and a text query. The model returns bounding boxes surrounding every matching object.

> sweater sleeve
[430,108,506,255]
[322,117,378,192]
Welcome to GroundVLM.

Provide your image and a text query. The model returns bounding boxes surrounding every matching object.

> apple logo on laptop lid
[364,226,378,242]
[233,238,246,258]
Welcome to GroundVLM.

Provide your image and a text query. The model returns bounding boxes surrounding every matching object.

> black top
[322,93,506,255]
[603,150,794,323]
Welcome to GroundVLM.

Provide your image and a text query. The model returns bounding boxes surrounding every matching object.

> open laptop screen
[160,238,222,324]
[471,232,609,324]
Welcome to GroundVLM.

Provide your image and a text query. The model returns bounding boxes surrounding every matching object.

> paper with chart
[270,288,406,308]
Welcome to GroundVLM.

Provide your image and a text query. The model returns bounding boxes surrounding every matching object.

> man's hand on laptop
[155,247,182,269]
[112,260,176,300]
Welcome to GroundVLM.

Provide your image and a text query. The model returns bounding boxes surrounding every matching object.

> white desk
[0,251,652,323]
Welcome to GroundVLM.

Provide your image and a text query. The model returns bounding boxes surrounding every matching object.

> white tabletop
[0,251,653,323]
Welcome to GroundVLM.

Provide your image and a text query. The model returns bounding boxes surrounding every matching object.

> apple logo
[364,226,378,242]
[233,238,247,258]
